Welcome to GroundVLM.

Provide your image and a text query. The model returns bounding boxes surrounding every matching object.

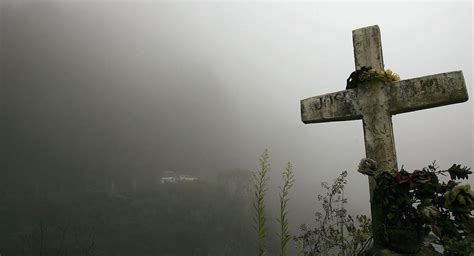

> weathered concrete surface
[300,25,469,255]
[352,25,384,70]
[300,71,468,124]
[389,71,468,114]
[301,89,360,123]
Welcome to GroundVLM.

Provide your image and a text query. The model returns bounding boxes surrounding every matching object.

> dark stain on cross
[299,25,469,254]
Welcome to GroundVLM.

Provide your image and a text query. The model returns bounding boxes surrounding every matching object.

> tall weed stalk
[277,162,295,256]
[253,149,270,256]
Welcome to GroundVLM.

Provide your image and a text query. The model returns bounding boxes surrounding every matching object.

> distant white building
[178,174,198,182]
[160,171,197,184]
[160,171,177,184]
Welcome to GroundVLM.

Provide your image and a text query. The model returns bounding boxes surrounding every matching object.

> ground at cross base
[365,247,443,256]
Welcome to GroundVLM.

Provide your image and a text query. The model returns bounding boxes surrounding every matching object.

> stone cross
[300,25,468,252]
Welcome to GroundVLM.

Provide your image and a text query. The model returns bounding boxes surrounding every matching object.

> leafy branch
[295,171,372,256]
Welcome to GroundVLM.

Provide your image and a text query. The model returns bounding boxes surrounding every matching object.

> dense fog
[1,1,472,255]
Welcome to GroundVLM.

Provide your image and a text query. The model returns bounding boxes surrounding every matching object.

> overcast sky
[1,1,472,223]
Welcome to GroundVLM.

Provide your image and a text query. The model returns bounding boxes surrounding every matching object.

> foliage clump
[359,159,474,254]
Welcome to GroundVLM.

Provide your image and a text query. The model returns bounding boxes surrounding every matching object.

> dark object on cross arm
[346,66,372,89]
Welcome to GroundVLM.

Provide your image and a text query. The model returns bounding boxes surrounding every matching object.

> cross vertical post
[352,25,398,250]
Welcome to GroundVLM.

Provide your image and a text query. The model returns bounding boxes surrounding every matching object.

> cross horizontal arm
[301,89,361,124]
[388,71,468,115]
